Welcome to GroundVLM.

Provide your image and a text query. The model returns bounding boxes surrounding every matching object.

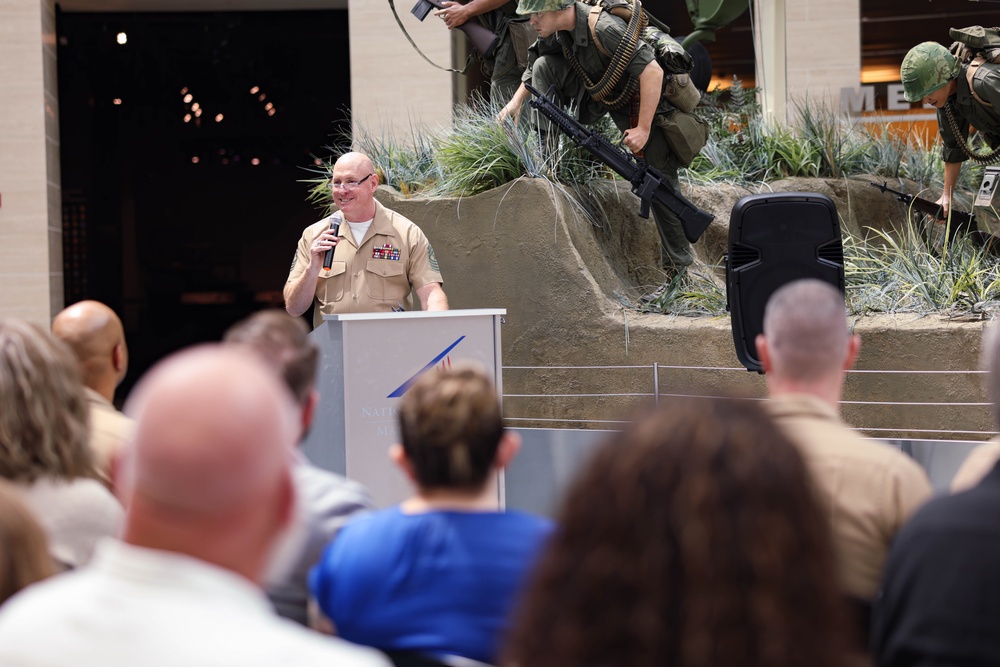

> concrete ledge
[376,176,991,439]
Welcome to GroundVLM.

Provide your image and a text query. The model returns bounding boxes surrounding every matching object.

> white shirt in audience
[13,475,123,568]
[0,539,390,667]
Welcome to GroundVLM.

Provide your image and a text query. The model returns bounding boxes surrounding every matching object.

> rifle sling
[388,0,474,74]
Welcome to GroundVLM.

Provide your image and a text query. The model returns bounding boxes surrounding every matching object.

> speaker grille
[817,238,844,265]
[729,243,761,270]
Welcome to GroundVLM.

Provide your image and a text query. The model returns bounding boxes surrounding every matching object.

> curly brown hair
[503,396,853,667]
[0,320,94,483]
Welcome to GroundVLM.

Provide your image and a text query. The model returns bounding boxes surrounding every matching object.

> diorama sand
[376,175,991,440]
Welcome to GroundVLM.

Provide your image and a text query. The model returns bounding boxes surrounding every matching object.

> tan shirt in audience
[951,437,1000,492]
[85,387,134,485]
[767,393,933,601]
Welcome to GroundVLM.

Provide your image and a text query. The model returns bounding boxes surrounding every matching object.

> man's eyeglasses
[332,173,373,191]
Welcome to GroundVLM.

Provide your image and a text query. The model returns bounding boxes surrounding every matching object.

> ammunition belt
[563,0,647,110]
[944,101,1000,165]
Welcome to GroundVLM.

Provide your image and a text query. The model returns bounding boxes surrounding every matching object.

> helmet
[900,41,961,102]
[516,0,574,15]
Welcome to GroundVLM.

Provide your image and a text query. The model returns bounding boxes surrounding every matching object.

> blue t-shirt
[309,507,553,663]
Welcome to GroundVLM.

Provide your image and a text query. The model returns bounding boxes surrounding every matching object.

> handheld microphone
[322,213,342,271]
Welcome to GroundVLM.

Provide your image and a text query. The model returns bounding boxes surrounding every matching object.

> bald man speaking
[284,151,448,327]
[0,345,390,667]
[52,300,133,484]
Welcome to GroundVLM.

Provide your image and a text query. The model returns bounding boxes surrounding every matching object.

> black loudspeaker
[726,192,845,373]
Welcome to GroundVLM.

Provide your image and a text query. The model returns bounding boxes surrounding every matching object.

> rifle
[869,181,975,234]
[525,83,713,243]
[869,180,1000,252]
[411,0,500,59]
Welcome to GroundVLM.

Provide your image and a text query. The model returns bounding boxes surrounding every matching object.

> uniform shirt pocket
[319,261,347,303]
[365,259,408,303]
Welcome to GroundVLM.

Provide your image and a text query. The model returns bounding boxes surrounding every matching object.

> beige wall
[755,0,862,124]
[787,0,861,110]
[0,0,61,325]
[348,0,454,141]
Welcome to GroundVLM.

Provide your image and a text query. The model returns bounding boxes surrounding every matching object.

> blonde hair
[0,320,94,483]
[0,481,55,603]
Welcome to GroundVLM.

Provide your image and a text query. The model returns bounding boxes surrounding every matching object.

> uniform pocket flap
[322,260,347,278]
[366,259,405,278]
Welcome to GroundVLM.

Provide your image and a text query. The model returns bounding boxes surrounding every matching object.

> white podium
[300,309,505,507]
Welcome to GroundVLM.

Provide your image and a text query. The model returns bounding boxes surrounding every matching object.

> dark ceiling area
[860,1,999,71]
[643,0,1000,87]
[57,9,350,398]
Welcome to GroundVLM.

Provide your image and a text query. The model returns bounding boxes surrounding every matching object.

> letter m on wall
[840,86,875,114]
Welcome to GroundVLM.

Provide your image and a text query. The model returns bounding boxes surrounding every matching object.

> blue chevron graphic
[387,336,466,398]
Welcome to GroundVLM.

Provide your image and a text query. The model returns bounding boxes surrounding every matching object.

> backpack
[949,25,1000,107]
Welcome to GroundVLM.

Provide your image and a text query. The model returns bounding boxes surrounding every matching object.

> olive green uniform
[478,2,530,105]
[938,60,1000,163]
[286,200,444,328]
[521,2,695,271]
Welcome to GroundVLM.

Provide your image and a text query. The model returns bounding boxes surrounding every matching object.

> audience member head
[504,396,852,667]
[223,310,318,439]
[0,319,94,484]
[394,363,517,494]
[757,279,859,401]
[118,345,301,583]
[0,481,55,605]
[980,319,1000,427]
[51,300,128,401]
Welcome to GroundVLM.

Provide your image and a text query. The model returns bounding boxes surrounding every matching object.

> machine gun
[410,0,500,59]
[525,83,713,243]
[870,181,976,234]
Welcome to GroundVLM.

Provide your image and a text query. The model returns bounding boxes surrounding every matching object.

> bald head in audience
[119,345,300,584]
[52,300,128,403]
[756,279,860,406]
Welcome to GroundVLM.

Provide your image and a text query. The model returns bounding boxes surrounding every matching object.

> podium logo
[387,336,465,398]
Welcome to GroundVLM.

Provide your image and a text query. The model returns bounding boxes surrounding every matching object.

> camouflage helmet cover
[516,0,574,15]
[900,41,961,102]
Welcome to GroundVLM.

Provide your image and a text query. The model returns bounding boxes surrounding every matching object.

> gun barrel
[526,83,713,243]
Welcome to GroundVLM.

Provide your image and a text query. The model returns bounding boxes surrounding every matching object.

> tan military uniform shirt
[85,387,134,485]
[951,437,1000,492]
[287,200,444,329]
[767,393,933,601]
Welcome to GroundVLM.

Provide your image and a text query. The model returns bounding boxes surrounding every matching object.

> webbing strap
[967,55,993,107]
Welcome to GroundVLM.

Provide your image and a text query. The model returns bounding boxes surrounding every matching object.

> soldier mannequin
[901,41,1000,218]
[499,0,704,298]
[435,0,531,105]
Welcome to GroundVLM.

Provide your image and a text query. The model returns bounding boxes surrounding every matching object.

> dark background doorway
[58,9,349,401]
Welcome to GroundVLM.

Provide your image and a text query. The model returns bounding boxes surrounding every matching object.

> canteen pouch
[658,109,708,167]
[664,73,700,113]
